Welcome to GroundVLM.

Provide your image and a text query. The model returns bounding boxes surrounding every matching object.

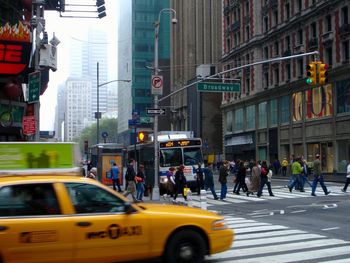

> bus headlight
[212,220,228,230]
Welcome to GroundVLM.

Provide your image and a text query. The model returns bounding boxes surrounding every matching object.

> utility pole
[32,0,45,141]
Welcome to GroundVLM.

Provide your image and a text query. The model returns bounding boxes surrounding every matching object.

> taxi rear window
[0,183,61,217]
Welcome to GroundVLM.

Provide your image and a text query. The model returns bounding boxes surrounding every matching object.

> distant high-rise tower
[117,0,171,145]
[69,27,109,121]
[64,78,92,141]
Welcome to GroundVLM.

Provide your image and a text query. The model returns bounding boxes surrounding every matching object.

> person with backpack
[123,159,138,202]
[111,162,122,192]
[173,165,187,201]
[257,160,274,197]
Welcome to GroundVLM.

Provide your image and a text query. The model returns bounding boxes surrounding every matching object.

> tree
[74,118,118,153]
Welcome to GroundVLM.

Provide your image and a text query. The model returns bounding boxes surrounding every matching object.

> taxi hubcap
[179,244,194,260]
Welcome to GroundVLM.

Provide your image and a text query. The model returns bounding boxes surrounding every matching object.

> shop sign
[0,22,31,76]
[22,115,36,135]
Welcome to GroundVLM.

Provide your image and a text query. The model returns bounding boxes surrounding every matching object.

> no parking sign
[151,75,163,95]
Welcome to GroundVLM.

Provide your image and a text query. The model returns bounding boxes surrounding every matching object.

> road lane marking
[322,227,340,231]
[290,210,307,213]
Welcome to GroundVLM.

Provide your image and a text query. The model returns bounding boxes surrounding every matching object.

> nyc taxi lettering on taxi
[20,230,58,243]
[86,224,142,240]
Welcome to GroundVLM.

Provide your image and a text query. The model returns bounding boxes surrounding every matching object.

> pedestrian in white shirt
[341,159,350,192]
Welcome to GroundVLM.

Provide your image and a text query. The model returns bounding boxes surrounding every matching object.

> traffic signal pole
[159,51,320,103]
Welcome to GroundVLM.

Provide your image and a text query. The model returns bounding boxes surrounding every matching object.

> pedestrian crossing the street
[206,215,350,262]
[174,186,349,208]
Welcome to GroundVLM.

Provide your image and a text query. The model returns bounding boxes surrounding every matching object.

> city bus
[128,132,204,195]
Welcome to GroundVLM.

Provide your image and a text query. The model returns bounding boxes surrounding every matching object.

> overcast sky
[40,0,118,130]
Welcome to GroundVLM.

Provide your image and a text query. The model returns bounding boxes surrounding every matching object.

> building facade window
[297,58,303,78]
[234,108,244,132]
[274,41,279,56]
[246,105,255,130]
[311,22,317,38]
[285,2,290,20]
[269,99,278,126]
[325,47,333,66]
[285,35,291,50]
[297,29,303,45]
[342,40,349,62]
[341,6,349,25]
[226,110,233,132]
[306,85,333,119]
[280,95,290,124]
[273,10,278,26]
[336,79,350,114]
[292,91,303,122]
[325,15,332,32]
[258,102,267,128]
[264,16,268,32]
[296,0,302,12]
[274,67,279,85]
[285,63,291,81]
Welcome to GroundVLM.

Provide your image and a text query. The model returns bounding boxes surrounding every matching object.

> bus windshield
[184,147,203,165]
[160,148,182,167]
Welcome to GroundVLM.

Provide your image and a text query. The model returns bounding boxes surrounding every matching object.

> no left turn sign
[151,75,163,95]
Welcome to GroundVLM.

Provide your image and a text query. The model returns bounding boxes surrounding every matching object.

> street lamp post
[95,62,131,169]
[152,8,177,200]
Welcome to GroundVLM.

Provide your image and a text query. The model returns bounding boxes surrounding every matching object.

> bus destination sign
[160,139,202,148]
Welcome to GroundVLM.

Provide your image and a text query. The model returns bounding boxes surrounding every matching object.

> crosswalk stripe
[207,215,350,262]
[227,222,271,228]
[213,239,349,259]
[233,229,308,240]
[234,225,288,234]
[233,233,326,248]
[226,246,350,263]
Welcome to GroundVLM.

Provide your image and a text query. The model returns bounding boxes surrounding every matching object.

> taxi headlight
[212,220,228,230]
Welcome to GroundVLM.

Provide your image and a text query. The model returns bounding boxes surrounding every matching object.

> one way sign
[146,108,166,115]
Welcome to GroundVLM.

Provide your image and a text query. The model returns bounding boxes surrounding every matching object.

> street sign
[128,119,140,129]
[147,108,166,115]
[151,75,163,95]
[22,115,36,135]
[197,82,240,92]
[140,116,154,123]
[28,71,41,103]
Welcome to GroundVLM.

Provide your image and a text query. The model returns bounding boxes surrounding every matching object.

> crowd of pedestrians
[84,153,349,204]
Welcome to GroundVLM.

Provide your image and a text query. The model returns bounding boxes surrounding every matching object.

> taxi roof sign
[0,142,80,171]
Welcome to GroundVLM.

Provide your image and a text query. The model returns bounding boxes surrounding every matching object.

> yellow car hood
[136,203,222,219]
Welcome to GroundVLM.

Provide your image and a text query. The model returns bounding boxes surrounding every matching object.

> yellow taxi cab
[0,143,234,263]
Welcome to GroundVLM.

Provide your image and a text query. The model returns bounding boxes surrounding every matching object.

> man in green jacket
[311,154,330,196]
[288,157,304,193]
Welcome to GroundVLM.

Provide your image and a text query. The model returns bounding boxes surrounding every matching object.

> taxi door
[0,217,74,263]
[63,182,151,263]
[0,183,74,263]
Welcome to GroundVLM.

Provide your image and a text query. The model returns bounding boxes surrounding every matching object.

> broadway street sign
[146,108,166,115]
[197,82,240,92]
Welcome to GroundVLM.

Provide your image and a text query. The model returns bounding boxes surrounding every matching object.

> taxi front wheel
[164,229,206,263]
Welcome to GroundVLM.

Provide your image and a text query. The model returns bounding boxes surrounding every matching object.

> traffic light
[137,131,148,143]
[318,63,329,85]
[96,0,106,18]
[306,62,317,85]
